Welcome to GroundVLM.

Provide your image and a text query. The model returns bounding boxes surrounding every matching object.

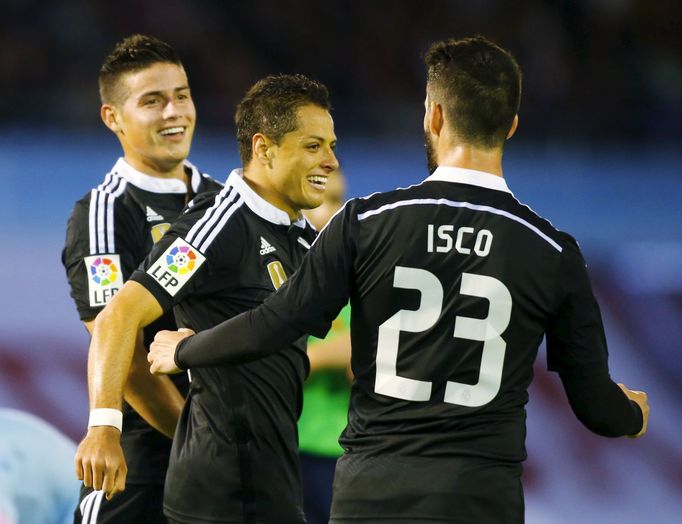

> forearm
[124,338,184,438]
[560,372,643,437]
[176,305,303,369]
[88,307,141,410]
[88,281,163,411]
[307,332,351,373]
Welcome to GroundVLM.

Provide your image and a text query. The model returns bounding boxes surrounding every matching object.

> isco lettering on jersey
[85,254,124,307]
[147,238,206,296]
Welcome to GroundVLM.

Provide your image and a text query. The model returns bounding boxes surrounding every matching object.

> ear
[427,101,444,137]
[253,133,275,166]
[101,105,121,134]
[506,114,519,140]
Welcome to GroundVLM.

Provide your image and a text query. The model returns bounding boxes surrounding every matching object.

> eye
[307,143,320,151]
[142,97,159,107]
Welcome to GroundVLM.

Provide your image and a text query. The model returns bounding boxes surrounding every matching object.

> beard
[423,130,438,174]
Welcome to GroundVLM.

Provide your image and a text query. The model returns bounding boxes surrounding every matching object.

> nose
[162,99,180,120]
[321,146,339,173]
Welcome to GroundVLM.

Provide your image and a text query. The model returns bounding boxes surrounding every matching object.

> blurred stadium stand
[1,0,680,521]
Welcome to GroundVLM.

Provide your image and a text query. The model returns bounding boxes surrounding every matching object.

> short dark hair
[235,74,332,166]
[425,36,522,149]
[99,34,183,106]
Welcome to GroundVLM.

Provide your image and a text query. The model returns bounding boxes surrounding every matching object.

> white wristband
[88,408,123,432]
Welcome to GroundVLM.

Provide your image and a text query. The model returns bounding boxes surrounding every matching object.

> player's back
[324,167,571,523]
[342,167,568,462]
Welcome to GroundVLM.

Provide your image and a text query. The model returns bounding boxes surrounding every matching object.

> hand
[75,426,127,499]
[148,328,196,375]
[618,383,649,438]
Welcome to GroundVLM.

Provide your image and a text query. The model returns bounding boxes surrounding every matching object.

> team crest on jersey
[147,238,206,296]
[84,254,123,307]
[267,261,287,290]
[150,223,170,243]
[259,237,276,255]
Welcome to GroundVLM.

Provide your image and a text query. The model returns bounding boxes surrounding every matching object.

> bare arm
[307,331,352,378]
[75,281,164,499]
[83,320,184,439]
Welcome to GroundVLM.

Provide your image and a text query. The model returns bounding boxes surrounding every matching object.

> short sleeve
[62,194,136,321]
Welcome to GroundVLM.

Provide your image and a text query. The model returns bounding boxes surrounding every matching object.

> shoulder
[182,185,249,253]
[185,161,225,194]
[342,184,426,220]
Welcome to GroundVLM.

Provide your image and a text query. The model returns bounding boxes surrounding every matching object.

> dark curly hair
[235,74,331,166]
[99,34,183,106]
[425,36,522,148]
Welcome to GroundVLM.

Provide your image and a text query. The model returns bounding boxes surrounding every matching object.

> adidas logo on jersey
[259,237,276,255]
[146,206,164,222]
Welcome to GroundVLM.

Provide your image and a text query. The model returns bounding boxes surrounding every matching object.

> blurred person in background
[0,408,79,524]
[74,74,339,523]
[61,34,222,523]
[148,36,650,524]
[299,170,351,524]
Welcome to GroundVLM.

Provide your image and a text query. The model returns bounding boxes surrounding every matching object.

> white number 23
[375,266,512,407]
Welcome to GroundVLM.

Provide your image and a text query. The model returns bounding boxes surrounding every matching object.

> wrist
[174,336,191,370]
[88,408,123,432]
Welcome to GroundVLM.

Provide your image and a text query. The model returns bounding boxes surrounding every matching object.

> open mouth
[307,175,328,190]
[159,126,186,137]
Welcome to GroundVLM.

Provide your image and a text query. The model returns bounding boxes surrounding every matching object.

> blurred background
[0,0,680,522]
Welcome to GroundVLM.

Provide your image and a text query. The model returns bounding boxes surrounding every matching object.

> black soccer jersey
[130,170,317,524]
[174,166,643,522]
[62,157,222,484]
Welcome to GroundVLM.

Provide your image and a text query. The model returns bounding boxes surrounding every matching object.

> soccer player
[298,171,351,524]
[75,74,338,523]
[61,34,222,523]
[0,409,79,524]
[148,37,650,524]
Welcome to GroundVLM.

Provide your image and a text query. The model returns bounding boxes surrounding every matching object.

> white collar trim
[425,166,511,193]
[112,158,199,194]
[225,169,307,228]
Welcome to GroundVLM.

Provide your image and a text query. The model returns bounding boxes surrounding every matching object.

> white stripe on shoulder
[89,173,127,254]
[357,198,563,253]
[186,186,233,243]
[186,186,244,252]
[197,195,244,253]
[297,237,311,250]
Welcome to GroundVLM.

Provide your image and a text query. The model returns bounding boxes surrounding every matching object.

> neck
[123,155,189,182]
[242,165,300,220]
[436,143,504,178]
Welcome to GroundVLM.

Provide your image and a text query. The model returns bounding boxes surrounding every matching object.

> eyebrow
[302,135,337,143]
[138,85,190,99]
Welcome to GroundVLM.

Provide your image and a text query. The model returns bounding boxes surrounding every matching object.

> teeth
[159,127,184,136]
[307,175,327,185]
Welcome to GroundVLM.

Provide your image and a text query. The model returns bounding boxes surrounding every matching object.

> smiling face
[102,62,195,176]
[264,104,339,217]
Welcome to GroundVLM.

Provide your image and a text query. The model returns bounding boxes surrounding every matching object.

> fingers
[75,453,84,481]
[618,383,650,438]
[92,464,104,491]
[102,462,127,500]
[75,429,127,499]
[82,459,93,488]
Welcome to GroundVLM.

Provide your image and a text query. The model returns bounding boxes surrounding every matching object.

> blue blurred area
[0,132,680,523]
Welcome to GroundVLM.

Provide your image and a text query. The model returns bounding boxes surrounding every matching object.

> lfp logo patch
[166,244,198,275]
[147,238,206,296]
[84,254,123,307]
